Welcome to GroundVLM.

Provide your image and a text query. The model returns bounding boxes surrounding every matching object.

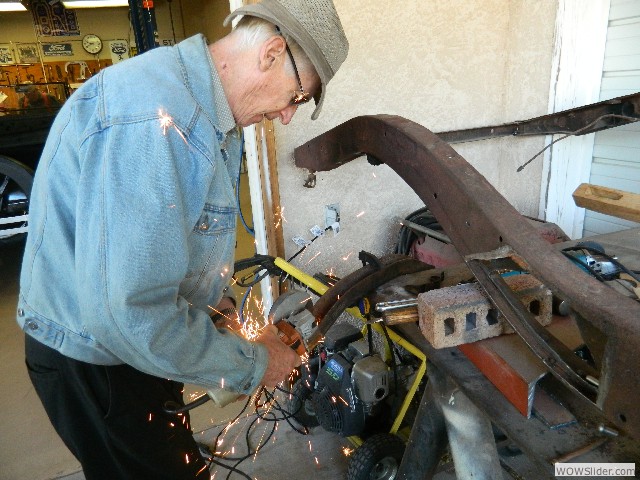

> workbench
[395,228,640,479]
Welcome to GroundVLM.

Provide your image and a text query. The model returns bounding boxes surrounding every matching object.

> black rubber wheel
[347,433,406,480]
[285,377,319,427]
[0,155,33,244]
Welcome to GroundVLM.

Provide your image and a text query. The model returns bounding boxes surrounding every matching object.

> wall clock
[82,34,103,54]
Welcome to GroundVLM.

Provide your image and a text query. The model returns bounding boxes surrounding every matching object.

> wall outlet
[325,204,340,229]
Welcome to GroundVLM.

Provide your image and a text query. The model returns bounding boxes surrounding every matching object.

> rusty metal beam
[293,115,640,440]
[436,92,640,144]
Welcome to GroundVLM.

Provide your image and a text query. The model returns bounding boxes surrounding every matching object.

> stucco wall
[275,0,557,277]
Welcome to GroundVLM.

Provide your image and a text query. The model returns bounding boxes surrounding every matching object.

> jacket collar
[176,34,236,135]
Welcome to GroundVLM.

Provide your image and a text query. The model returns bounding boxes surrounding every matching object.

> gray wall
[275,0,557,277]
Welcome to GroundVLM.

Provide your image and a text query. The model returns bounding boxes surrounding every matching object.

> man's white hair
[232,16,313,76]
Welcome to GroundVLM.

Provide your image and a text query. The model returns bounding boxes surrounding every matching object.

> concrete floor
[0,173,350,480]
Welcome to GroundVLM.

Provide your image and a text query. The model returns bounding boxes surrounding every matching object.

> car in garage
[0,82,69,243]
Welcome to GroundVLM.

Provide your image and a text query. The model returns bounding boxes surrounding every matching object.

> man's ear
[259,35,287,72]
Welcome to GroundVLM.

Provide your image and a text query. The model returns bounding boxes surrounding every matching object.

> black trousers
[25,335,210,480]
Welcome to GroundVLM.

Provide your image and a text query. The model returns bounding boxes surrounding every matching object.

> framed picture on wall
[0,44,16,65]
[16,43,40,64]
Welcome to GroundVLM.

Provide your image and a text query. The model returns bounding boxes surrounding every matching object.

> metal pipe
[440,385,503,479]
[375,298,418,313]
[395,216,451,243]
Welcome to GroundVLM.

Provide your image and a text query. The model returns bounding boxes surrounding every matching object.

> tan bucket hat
[224,0,349,120]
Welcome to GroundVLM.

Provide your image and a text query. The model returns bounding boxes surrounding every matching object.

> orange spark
[342,447,354,456]
[342,252,354,261]
[305,251,321,265]
[158,109,188,144]
[195,465,208,477]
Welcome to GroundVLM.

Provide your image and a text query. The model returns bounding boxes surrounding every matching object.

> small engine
[271,291,413,438]
[306,324,391,437]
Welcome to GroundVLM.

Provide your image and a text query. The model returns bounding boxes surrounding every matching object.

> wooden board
[573,183,640,223]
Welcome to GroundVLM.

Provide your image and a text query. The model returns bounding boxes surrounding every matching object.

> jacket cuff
[240,342,268,394]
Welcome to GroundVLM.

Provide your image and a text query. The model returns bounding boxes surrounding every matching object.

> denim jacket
[17,35,267,395]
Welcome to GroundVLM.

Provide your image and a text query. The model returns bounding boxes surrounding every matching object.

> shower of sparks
[241,315,263,340]
[356,211,365,218]
[158,109,188,144]
[252,295,266,318]
[188,391,204,401]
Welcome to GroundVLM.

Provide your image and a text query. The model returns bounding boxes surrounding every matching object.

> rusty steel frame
[436,91,640,144]
[294,115,640,440]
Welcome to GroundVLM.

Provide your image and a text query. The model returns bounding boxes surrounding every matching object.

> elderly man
[17,0,348,478]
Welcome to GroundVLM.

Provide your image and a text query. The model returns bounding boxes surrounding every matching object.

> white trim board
[540,0,610,239]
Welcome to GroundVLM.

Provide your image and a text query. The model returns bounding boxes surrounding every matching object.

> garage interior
[1,0,639,479]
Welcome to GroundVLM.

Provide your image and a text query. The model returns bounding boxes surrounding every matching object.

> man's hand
[255,324,302,388]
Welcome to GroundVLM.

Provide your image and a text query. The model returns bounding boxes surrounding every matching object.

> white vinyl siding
[583,0,640,236]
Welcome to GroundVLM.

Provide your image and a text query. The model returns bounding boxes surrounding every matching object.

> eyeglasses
[276,26,312,106]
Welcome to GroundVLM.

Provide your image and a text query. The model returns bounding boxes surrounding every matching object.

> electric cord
[238,283,253,325]
[287,226,332,263]
[203,385,311,479]
[517,114,640,173]
[562,244,640,283]
[269,226,333,295]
